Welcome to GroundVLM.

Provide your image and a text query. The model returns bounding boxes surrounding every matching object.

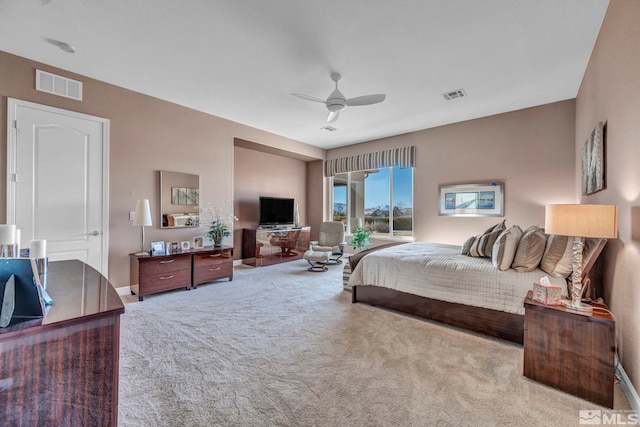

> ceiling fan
[292,73,386,123]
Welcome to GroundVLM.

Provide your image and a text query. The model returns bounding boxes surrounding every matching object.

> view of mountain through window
[333,166,413,237]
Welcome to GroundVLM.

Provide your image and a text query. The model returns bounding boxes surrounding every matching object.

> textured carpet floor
[118,261,626,426]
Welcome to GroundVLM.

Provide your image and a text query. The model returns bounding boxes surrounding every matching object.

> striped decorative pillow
[468,220,506,257]
[492,225,523,270]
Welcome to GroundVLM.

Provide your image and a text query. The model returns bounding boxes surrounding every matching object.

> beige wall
[233,145,308,257]
[0,51,323,288]
[324,100,577,245]
[575,0,640,395]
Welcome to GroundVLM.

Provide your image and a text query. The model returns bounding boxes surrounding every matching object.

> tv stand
[242,227,310,267]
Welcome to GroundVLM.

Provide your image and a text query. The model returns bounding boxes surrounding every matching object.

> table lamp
[544,204,618,312]
[133,199,152,256]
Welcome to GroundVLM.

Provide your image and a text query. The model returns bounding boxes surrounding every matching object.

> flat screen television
[259,197,294,227]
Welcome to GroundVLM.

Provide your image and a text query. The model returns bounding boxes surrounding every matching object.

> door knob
[87,231,101,236]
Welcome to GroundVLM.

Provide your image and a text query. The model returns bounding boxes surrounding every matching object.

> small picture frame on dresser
[193,236,204,249]
[181,241,191,251]
[151,241,165,256]
[169,242,179,253]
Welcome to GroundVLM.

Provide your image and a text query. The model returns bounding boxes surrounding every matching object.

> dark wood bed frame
[351,239,607,344]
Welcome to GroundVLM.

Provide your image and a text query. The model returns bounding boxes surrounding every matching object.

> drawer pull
[0,378,14,392]
[208,254,221,258]
[159,259,175,264]
[209,267,221,271]
[159,275,175,280]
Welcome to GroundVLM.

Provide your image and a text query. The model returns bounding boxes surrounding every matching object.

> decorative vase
[294,204,300,228]
[214,237,223,247]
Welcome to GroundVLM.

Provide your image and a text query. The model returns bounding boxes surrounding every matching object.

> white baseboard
[233,259,244,267]
[115,286,131,296]
[616,358,640,413]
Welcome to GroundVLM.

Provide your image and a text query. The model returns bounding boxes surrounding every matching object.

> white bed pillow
[512,226,547,272]
[492,225,523,270]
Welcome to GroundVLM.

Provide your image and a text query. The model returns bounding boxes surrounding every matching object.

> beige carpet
[118,260,629,426]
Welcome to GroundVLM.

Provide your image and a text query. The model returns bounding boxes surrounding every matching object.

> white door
[7,99,109,276]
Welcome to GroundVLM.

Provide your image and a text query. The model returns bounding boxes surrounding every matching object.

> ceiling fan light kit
[292,73,385,123]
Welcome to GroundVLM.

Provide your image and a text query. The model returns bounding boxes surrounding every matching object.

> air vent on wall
[442,88,466,101]
[36,69,83,101]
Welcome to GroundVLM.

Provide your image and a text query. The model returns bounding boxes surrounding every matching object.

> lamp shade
[133,199,152,227]
[544,204,618,238]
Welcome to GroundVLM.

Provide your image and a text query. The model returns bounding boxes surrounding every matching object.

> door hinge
[13,120,18,129]
[11,173,21,183]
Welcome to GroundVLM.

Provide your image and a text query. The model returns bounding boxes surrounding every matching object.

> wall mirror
[160,170,200,228]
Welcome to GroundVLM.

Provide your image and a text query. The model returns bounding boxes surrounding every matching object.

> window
[332,166,413,237]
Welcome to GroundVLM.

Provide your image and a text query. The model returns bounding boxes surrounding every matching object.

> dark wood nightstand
[523,290,615,408]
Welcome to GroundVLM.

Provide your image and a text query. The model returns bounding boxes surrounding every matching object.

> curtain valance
[324,146,415,177]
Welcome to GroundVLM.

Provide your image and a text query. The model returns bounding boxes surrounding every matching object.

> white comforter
[348,242,567,315]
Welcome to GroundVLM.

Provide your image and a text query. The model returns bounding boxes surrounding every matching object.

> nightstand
[523,290,615,408]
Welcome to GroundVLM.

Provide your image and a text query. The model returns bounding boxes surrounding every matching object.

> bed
[349,236,605,344]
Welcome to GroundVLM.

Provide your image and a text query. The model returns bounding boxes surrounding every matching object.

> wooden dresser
[242,227,310,267]
[0,260,124,426]
[130,246,233,300]
[523,290,615,408]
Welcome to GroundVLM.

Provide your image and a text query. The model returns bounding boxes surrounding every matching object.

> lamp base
[561,298,593,314]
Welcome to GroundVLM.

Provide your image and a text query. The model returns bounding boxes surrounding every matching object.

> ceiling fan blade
[291,93,326,103]
[327,111,340,123]
[345,94,386,106]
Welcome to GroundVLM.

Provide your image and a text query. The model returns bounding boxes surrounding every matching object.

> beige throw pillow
[512,226,547,272]
[469,220,506,257]
[460,235,476,255]
[492,225,523,270]
[540,234,574,277]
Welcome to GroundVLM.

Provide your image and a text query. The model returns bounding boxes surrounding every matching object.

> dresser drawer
[193,263,233,285]
[193,249,233,268]
[139,255,191,275]
[140,268,191,293]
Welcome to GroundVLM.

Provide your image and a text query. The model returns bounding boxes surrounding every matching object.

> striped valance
[325,146,415,177]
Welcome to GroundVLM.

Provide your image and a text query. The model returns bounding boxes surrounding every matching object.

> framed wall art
[438,182,504,217]
[581,121,605,195]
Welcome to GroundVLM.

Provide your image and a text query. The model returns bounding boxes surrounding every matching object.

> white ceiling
[0,0,609,150]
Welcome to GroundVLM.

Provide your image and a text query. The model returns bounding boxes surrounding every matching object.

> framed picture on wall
[581,121,605,195]
[438,182,504,217]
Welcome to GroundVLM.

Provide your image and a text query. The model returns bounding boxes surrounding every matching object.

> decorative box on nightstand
[523,290,615,408]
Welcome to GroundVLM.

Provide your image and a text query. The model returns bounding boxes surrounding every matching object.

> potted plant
[350,225,371,250]
[207,220,231,246]
[201,202,238,247]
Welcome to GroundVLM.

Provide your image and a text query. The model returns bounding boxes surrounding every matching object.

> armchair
[303,221,346,271]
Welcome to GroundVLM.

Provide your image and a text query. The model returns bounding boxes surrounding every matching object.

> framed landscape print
[438,182,504,217]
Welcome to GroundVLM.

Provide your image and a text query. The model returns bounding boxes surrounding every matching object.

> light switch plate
[129,211,135,221]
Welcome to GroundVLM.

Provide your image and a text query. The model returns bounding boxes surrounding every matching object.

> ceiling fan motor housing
[326,89,346,112]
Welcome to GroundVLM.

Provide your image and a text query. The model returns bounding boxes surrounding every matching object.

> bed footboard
[352,285,524,344]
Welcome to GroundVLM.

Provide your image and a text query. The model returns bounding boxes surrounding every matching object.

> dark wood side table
[523,290,615,408]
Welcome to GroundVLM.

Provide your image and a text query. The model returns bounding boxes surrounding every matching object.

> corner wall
[575,0,640,397]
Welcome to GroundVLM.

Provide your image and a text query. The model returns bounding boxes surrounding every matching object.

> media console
[242,227,310,267]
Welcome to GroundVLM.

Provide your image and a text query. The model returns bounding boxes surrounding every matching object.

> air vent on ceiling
[442,88,466,101]
[321,126,337,132]
[36,69,83,101]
